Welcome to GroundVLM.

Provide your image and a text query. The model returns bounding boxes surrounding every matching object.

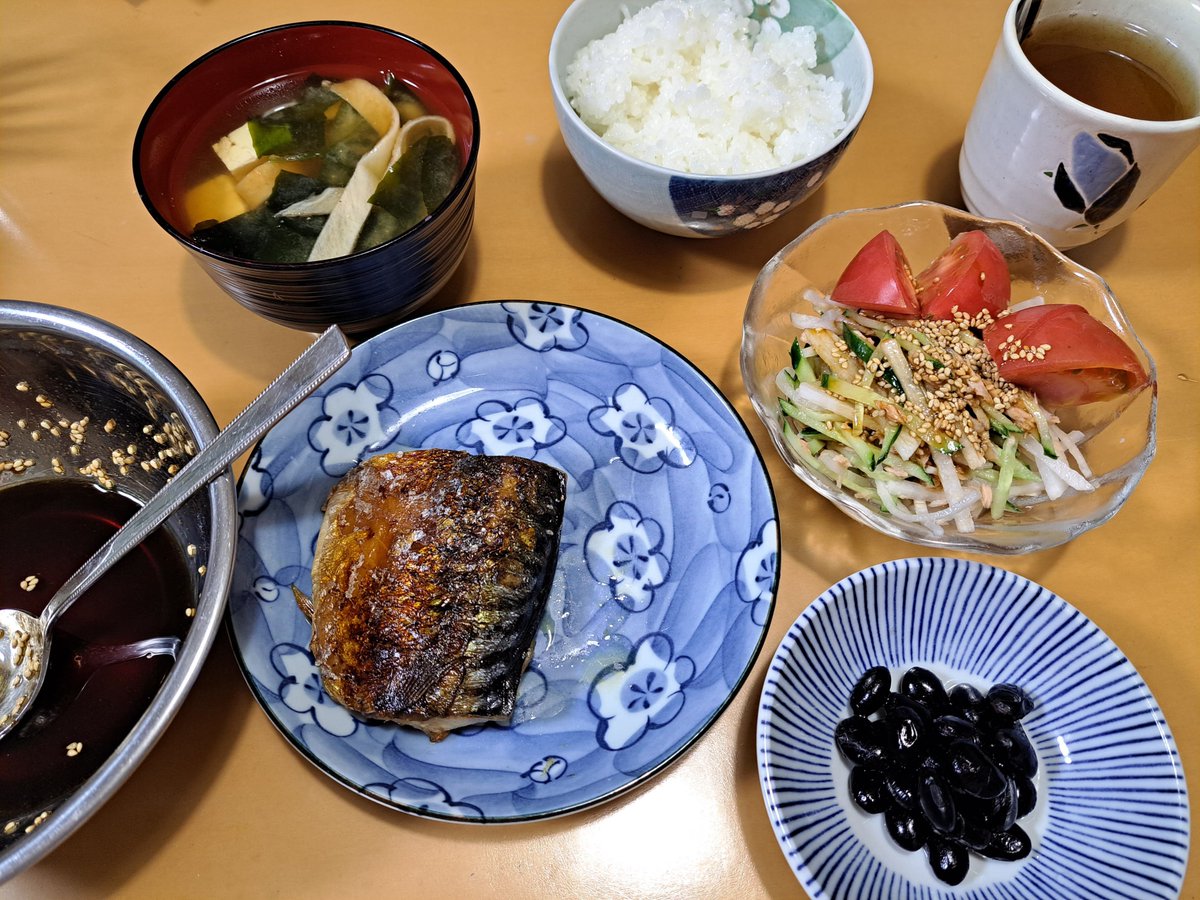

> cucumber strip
[779,398,842,441]
[789,337,803,372]
[892,331,946,370]
[816,448,879,496]
[971,459,1039,486]
[979,402,1022,437]
[842,324,876,363]
[783,395,878,470]
[879,424,902,460]
[830,425,879,470]
[783,423,850,485]
[990,434,1019,520]
[1022,394,1058,458]
[879,338,929,415]
[843,324,904,393]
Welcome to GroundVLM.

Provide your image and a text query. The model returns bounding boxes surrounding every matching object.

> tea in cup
[959,0,1200,248]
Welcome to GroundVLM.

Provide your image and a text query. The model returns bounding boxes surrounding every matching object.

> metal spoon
[13,635,182,739]
[0,324,351,742]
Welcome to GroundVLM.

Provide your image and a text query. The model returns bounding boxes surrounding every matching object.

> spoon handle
[38,325,351,629]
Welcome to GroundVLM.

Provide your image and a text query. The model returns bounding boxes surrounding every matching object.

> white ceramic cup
[959,0,1200,248]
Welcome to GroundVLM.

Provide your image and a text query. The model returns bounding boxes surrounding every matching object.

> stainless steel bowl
[0,300,237,880]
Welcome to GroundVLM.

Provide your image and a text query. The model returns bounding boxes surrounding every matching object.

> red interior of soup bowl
[135,21,479,241]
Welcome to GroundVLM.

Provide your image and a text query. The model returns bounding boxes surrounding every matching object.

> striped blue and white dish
[757,557,1189,899]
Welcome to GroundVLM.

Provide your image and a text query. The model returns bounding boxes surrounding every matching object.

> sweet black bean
[949,682,986,724]
[884,768,918,811]
[987,683,1034,721]
[926,836,970,885]
[980,824,1033,861]
[933,714,982,745]
[959,817,993,851]
[901,666,950,713]
[883,696,930,761]
[990,722,1039,778]
[944,740,1005,797]
[836,667,1039,885]
[918,772,957,835]
[996,774,1019,833]
[1014,773,1038,818]
[966,763,1018,832]
[835,715,886,765]
[849,765,889,814]
[850,665,891,716]
[885,806,928,852]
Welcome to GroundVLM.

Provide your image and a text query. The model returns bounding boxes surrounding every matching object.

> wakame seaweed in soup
[185,74,461,263]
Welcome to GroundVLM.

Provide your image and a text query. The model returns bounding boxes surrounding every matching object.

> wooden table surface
[1,1,1195,897]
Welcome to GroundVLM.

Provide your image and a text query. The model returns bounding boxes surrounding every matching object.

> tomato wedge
[914,230,1010,319]
[830,231,921,316]
[983,304,1148,406]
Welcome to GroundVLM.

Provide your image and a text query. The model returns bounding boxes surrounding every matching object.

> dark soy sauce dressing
[0,480,193,833]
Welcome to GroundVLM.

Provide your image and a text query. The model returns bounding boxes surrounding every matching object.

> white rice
[564,0,847,175]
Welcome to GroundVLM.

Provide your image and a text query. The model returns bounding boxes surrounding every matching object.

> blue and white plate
[758,557,1189,899]
[230,300,778,822]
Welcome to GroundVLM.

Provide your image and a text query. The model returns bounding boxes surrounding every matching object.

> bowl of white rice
[549,0,873,237]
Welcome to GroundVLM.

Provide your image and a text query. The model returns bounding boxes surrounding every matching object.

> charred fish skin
[309,449,566,740]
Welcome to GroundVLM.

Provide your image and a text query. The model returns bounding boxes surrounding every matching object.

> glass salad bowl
[740,201,1157,554]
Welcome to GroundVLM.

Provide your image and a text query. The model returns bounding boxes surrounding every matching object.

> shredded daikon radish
[1052,424,1093,478]
[932,451,976,533]
[791,311,839,332]
[1020,437,1093,492]
[796,382,857,419]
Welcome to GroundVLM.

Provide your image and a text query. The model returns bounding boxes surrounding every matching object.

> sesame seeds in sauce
[2,373,208,837]
[3,376,198,492]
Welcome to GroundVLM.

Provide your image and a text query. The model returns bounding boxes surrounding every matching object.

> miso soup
[179,72,463,264]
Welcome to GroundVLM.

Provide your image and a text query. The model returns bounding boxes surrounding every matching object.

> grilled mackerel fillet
[306,449,566,741]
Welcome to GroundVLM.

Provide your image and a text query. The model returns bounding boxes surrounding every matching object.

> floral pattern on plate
[229,300,778,822]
